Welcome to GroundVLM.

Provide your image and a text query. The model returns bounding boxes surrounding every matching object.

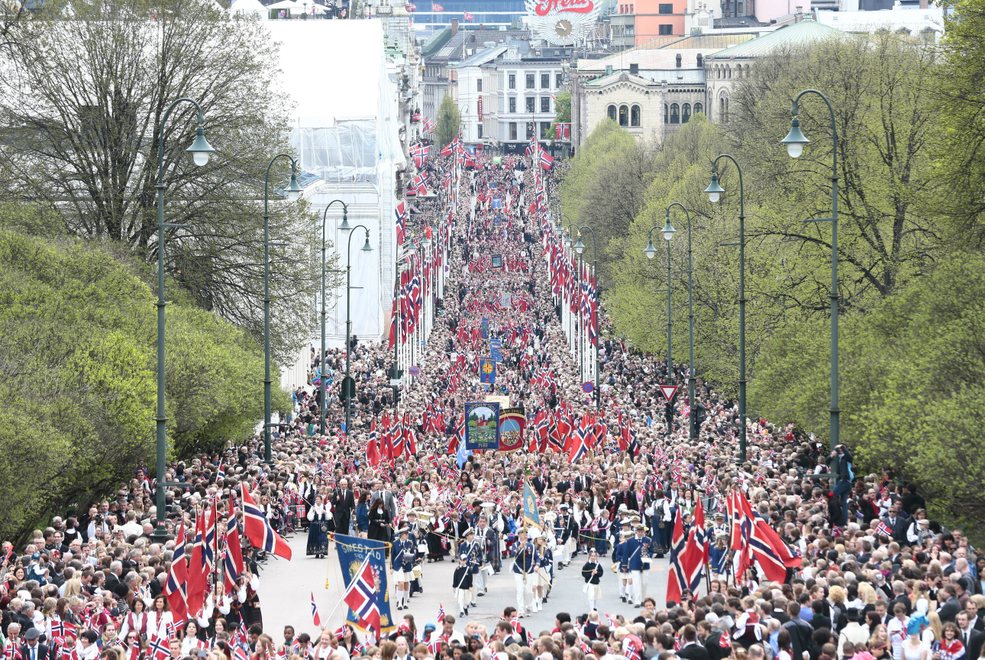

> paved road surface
[255,533,670,639]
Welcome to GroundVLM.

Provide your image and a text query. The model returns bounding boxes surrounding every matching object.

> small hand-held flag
[310,592,322,628]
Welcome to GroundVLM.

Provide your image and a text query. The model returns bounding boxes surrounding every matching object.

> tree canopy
[0,206,288,541]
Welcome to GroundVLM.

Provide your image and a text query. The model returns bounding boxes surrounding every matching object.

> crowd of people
[0,146,980,660]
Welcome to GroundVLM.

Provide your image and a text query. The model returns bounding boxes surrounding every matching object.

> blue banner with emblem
[334,534,395,633]
[479,357,496,384]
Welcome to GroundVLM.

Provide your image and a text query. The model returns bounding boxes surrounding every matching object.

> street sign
[339,376,356,403]
[659,384,678,402]
[409,365,421,377]
[582,382,594,394]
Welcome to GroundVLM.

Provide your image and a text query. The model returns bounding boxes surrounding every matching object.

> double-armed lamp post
[151,98,215,542]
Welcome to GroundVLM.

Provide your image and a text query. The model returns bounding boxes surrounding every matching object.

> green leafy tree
[937,0,985,240]
[435,94,461,149]
[0,210,288,541]
[0,0,315,363]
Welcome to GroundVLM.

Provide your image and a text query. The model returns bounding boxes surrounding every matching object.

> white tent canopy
[228,0,267,18]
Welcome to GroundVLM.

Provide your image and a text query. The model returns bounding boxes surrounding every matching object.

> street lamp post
[574,227,600,410]
[705,154,747,462]
[645,217,676,428]
[343,225,373,436]
[152,98,215,541]
[261,155,302,464]
[320,200,350,435]
[780,89,840,451]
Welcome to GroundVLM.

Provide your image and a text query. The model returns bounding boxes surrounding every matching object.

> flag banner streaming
[334,535,394,634]
[465,402,500,450]
[498,407,526,452]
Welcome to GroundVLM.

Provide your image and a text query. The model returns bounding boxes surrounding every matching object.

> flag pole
[322,554,371,627]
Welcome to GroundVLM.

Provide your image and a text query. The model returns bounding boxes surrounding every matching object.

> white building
[451,44,569,148]
[265,21,408,387]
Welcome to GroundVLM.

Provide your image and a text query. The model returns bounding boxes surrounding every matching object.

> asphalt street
[255,533,670,640]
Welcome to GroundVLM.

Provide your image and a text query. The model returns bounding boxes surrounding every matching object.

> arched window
[727,66,732,79]
[618,104,629,127]
[631,104,641,127]
[694,102,703,115]
[607,104,617,121]
[664,104,669,124]
[670,103,680,124]
[719,93,729,123]
[682,103,691,123]
[675,53,682,68]
[696,53,703,68]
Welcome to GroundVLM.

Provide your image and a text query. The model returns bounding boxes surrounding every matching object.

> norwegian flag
[186,504,212,616]
[392,416,406,459]
[343,558,381,633]
[422,117,435,134]
[310,592,322,627]
[567,422,588,464]
[524,137,538,156]
[539,149,555,170]
[684,499,709,593]
[413,172,431,196]
[666,507,689,605]
[448,416,465,455]
[875,519,894,539]
[147,636,171,660]
[436,604,446,623]
[224,501,245,595]
[164,521,189,616]
[215,460,225,482]
[395,201,408,245]
[50,621,78,645]
[367,417,381,467]
[623,634,644,660]
[241,483,293,560]
[510,611,521,634]
[409,143,431,169]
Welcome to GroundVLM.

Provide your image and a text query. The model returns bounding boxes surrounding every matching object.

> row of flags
[163,484,292,623]
[666,490,802,604]
[365,413,420,467]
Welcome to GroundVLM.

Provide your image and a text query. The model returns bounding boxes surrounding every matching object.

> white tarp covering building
[263,21,407,389]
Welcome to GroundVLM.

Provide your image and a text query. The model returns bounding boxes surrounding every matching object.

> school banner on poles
[498,407,526,452]
[465,401,500,450]
[334,534,395,633]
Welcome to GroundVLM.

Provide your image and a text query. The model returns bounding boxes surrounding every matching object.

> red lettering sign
[534,0,595,16]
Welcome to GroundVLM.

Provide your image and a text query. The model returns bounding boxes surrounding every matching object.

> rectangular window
[509,122,517,140]
[508,73,516,89]
[477,79,482,92]
[658,23,673,34]
[556,73,563,87]
[541,73,550,88]
[541,96,550,113]
[525,97,535,113]
[477,124,483,139]
[659,2,673,12]
[540,122,552,139]
[509,97,517,113]
[526,73,535,88]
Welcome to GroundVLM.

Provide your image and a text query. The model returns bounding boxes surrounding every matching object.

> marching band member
[581,548,605,612]
[613,523,634,604]
[391,526,417,611]
[461,528,482,608]
[406,510,425,596]
[556,504,578,568]
[512,528,536,616]
[452,554,473,617]
[626,524,653,607]
[473,515,494,597]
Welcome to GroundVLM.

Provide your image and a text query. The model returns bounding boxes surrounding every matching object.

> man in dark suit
[504,472,522,492]
[938,586,961,623]
[677,626,710,660]
[957,612,985,660]
[332,478,356,536]
[20,627,50,660]
[882,502,910,544]
[573,472,592,494]
[531,474,550,496]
